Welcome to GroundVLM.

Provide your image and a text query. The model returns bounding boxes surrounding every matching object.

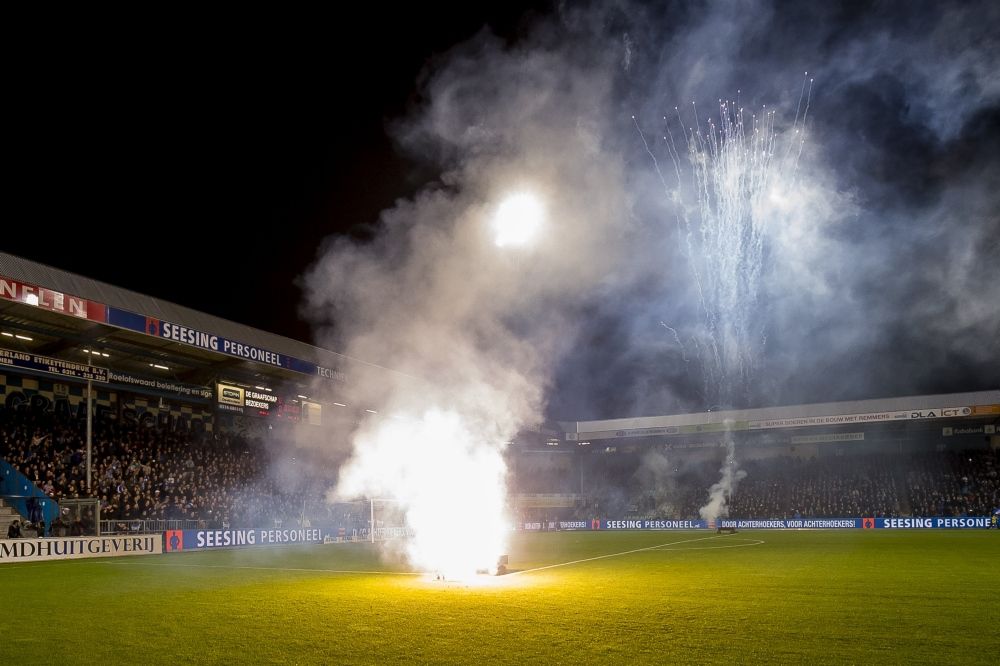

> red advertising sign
[0,275,107,323]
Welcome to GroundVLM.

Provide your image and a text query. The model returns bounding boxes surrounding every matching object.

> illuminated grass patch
[2,530,998,664]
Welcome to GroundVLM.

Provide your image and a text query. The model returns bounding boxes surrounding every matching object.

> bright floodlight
[493,192,544,248]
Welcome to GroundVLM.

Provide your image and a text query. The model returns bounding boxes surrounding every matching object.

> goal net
[314,498,411,543]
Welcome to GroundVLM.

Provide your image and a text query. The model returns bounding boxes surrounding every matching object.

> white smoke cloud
[296,0,998,550]
[699,442,747,522]
[302,15,632,575]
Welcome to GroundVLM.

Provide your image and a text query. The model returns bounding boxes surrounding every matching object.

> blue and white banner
[718,519,862,529]
[522,519,708,530]
[600,519,709,530]
[718,517,992,529]
[520,516,995,531]
[876,517,993,529]
[107,306,344,383]
[164,528,324,552]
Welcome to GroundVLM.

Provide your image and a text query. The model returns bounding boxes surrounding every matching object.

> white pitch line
[508,533,734,577]
[654,539,765,551]
[95,561,424,576]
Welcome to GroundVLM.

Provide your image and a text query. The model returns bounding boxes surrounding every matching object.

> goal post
[312,498,410,543]
[368,498,410,543]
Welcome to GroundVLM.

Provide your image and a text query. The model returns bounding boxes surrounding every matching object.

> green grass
[2,530,998,664]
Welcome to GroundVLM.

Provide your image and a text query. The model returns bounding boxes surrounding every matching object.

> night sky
[5,4,538,343]
[6,2,999,419]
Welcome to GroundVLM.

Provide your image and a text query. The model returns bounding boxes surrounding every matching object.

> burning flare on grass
[334,409,511,580]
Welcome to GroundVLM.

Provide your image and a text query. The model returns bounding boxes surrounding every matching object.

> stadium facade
[0,250,399,432]
[1,251,997,544]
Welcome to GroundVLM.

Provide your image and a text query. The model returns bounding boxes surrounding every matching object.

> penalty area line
[508,533,734,577]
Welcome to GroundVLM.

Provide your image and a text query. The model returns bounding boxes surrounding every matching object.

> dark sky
[5,4,543,343]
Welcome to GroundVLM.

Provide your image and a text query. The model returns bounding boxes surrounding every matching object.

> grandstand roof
[0,251,398,399]
[561,390,1000,441]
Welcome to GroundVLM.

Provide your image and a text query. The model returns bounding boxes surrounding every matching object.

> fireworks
[637,76,813,408]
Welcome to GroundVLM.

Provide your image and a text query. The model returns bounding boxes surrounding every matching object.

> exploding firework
[636,76,813,408]
[636,78,812,521]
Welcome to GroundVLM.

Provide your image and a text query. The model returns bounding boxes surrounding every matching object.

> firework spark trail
[636,79,811,407]
[659,321,689,363]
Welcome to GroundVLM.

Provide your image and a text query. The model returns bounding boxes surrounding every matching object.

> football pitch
[3,530,998,664]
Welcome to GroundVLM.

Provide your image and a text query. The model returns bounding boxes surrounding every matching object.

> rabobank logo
[165,530,184,552]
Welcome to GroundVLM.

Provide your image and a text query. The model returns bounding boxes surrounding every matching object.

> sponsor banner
[714,517,993,529]
[790,432,865,444]
[944,425,995,436]
[106,305,345,384]
[0,347,108,383]
[216,382,280,416]
[972,404,1000,415]
[108,308,284,368]
[611,422,750,438]
[616,427,680,438]
[521,521,598,531]
[166,528,324,551]
[678,422,749,435]
[314,364,347,382]
[750,407,972,430]
[876,517,992,529]
[218,383,244,407]
[107,370,211,401]
[0,536,162,563]
[601,519,708,530]
[718,519,862,529]
[522,517,993,531]
[0,275,107,322]
[156,319,284,367]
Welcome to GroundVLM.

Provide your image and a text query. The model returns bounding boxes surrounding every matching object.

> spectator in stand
[7,519,22,539]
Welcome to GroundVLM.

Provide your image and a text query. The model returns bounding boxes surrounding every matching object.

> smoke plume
[300,0,999,549]
[699,442,747,522]
[302,13,631,574]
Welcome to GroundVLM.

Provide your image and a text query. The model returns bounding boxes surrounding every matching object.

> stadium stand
[0,407,313,534]
[2,397,998,537]
[510,446,999,523]
[1,254,997,538]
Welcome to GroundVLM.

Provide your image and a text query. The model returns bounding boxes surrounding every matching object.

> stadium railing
[99,519,201,535]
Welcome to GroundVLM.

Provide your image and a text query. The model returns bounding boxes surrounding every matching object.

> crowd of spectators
[511,446,1000,521]
[904,450,999,517]
[3,403,999,536]
[728,455,902,518]
[1,408,310,532]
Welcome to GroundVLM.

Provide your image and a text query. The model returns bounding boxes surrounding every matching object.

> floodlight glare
[493,192,544,248]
